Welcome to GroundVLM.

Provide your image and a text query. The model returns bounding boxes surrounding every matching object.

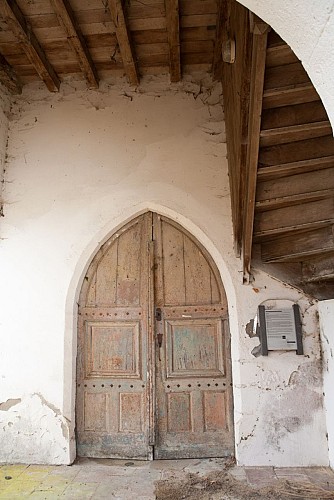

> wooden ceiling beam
[302,254,334,283]
[165,0,181,82]
[261,226,334,263]
[263,83,319,109]
[254,219,334,242]
[257,155,334,181]
[255,187,334,212]
[242,16,269,281]
[0,0,60,92]
[50,0,99,88]
[259,120,332,147]
[107,0,139,86]
[0,53,22,94]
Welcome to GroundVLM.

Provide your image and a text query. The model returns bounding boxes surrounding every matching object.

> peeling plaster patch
[0,398,21,411]
[245,319,256,338]
[34,393,70,440]
[288,360,323,388]
[0,394,70,464]
[264,361,323,452]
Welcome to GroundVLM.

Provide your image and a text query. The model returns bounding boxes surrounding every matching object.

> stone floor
[0,458,334,499]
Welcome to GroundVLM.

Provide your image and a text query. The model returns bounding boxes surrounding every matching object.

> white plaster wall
[238,0,334,128]
[0,78,328,466]
[319,300,334,467]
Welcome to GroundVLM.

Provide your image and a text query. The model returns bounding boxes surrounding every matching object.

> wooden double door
[76,212,234,459]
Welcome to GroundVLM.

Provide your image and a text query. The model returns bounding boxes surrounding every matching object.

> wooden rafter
[0,53,22,94]
[50,0,99,89]
[256,188,334,212]
[259,121,332,147]
[242,16,269,281]
[107,0,139,86]
[165,0,181,82]
[261,226,334,263]
[254,219,334,241]
[257,155,334,181]
[262,83,319,109]
[0,0,60,92]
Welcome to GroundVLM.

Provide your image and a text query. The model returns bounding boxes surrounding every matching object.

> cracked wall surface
[0,76,329,465]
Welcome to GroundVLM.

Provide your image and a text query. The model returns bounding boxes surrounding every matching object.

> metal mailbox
[258,304,303,356]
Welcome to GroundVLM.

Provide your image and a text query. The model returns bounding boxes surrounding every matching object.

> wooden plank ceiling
[0,0,218,92]
[220,0,334,299]
[0,0,333,299]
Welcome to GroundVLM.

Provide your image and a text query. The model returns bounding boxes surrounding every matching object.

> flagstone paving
[0,458,333,499]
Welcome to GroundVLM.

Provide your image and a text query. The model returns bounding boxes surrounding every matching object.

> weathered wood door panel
[76,212,234,459]
[153,214,234,458]
[76,213,153,459]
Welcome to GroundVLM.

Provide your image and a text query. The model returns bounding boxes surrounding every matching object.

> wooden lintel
[256,188,334,212]
[242,24,268,279]
[261,225,334,263]
[0,0,60,92]
[50,0,99,88]
[259,121,332,147]
[257,155,334,181]
[165,0,181,82]
[108,0,139,86]
[0,53,22,94]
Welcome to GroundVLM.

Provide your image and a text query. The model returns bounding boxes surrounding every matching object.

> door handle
[157,333,163,348]
[157,333,163,361]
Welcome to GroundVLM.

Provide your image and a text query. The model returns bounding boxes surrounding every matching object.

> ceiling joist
[261,225,334,263]
[107,0,139,86]
[165,0,181,82]
[259,121,332,147]
[0,53,22,94]
[0,0,60,92]
[257,155,334,181]
[50,0,99,89]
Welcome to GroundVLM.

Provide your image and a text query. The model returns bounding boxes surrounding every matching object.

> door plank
[95,241,118,306]
[116,222,142,306]
[161,221,186,306]
[184,235,212,305]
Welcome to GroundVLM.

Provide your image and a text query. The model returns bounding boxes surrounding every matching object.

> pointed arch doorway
[76,212,234,460]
